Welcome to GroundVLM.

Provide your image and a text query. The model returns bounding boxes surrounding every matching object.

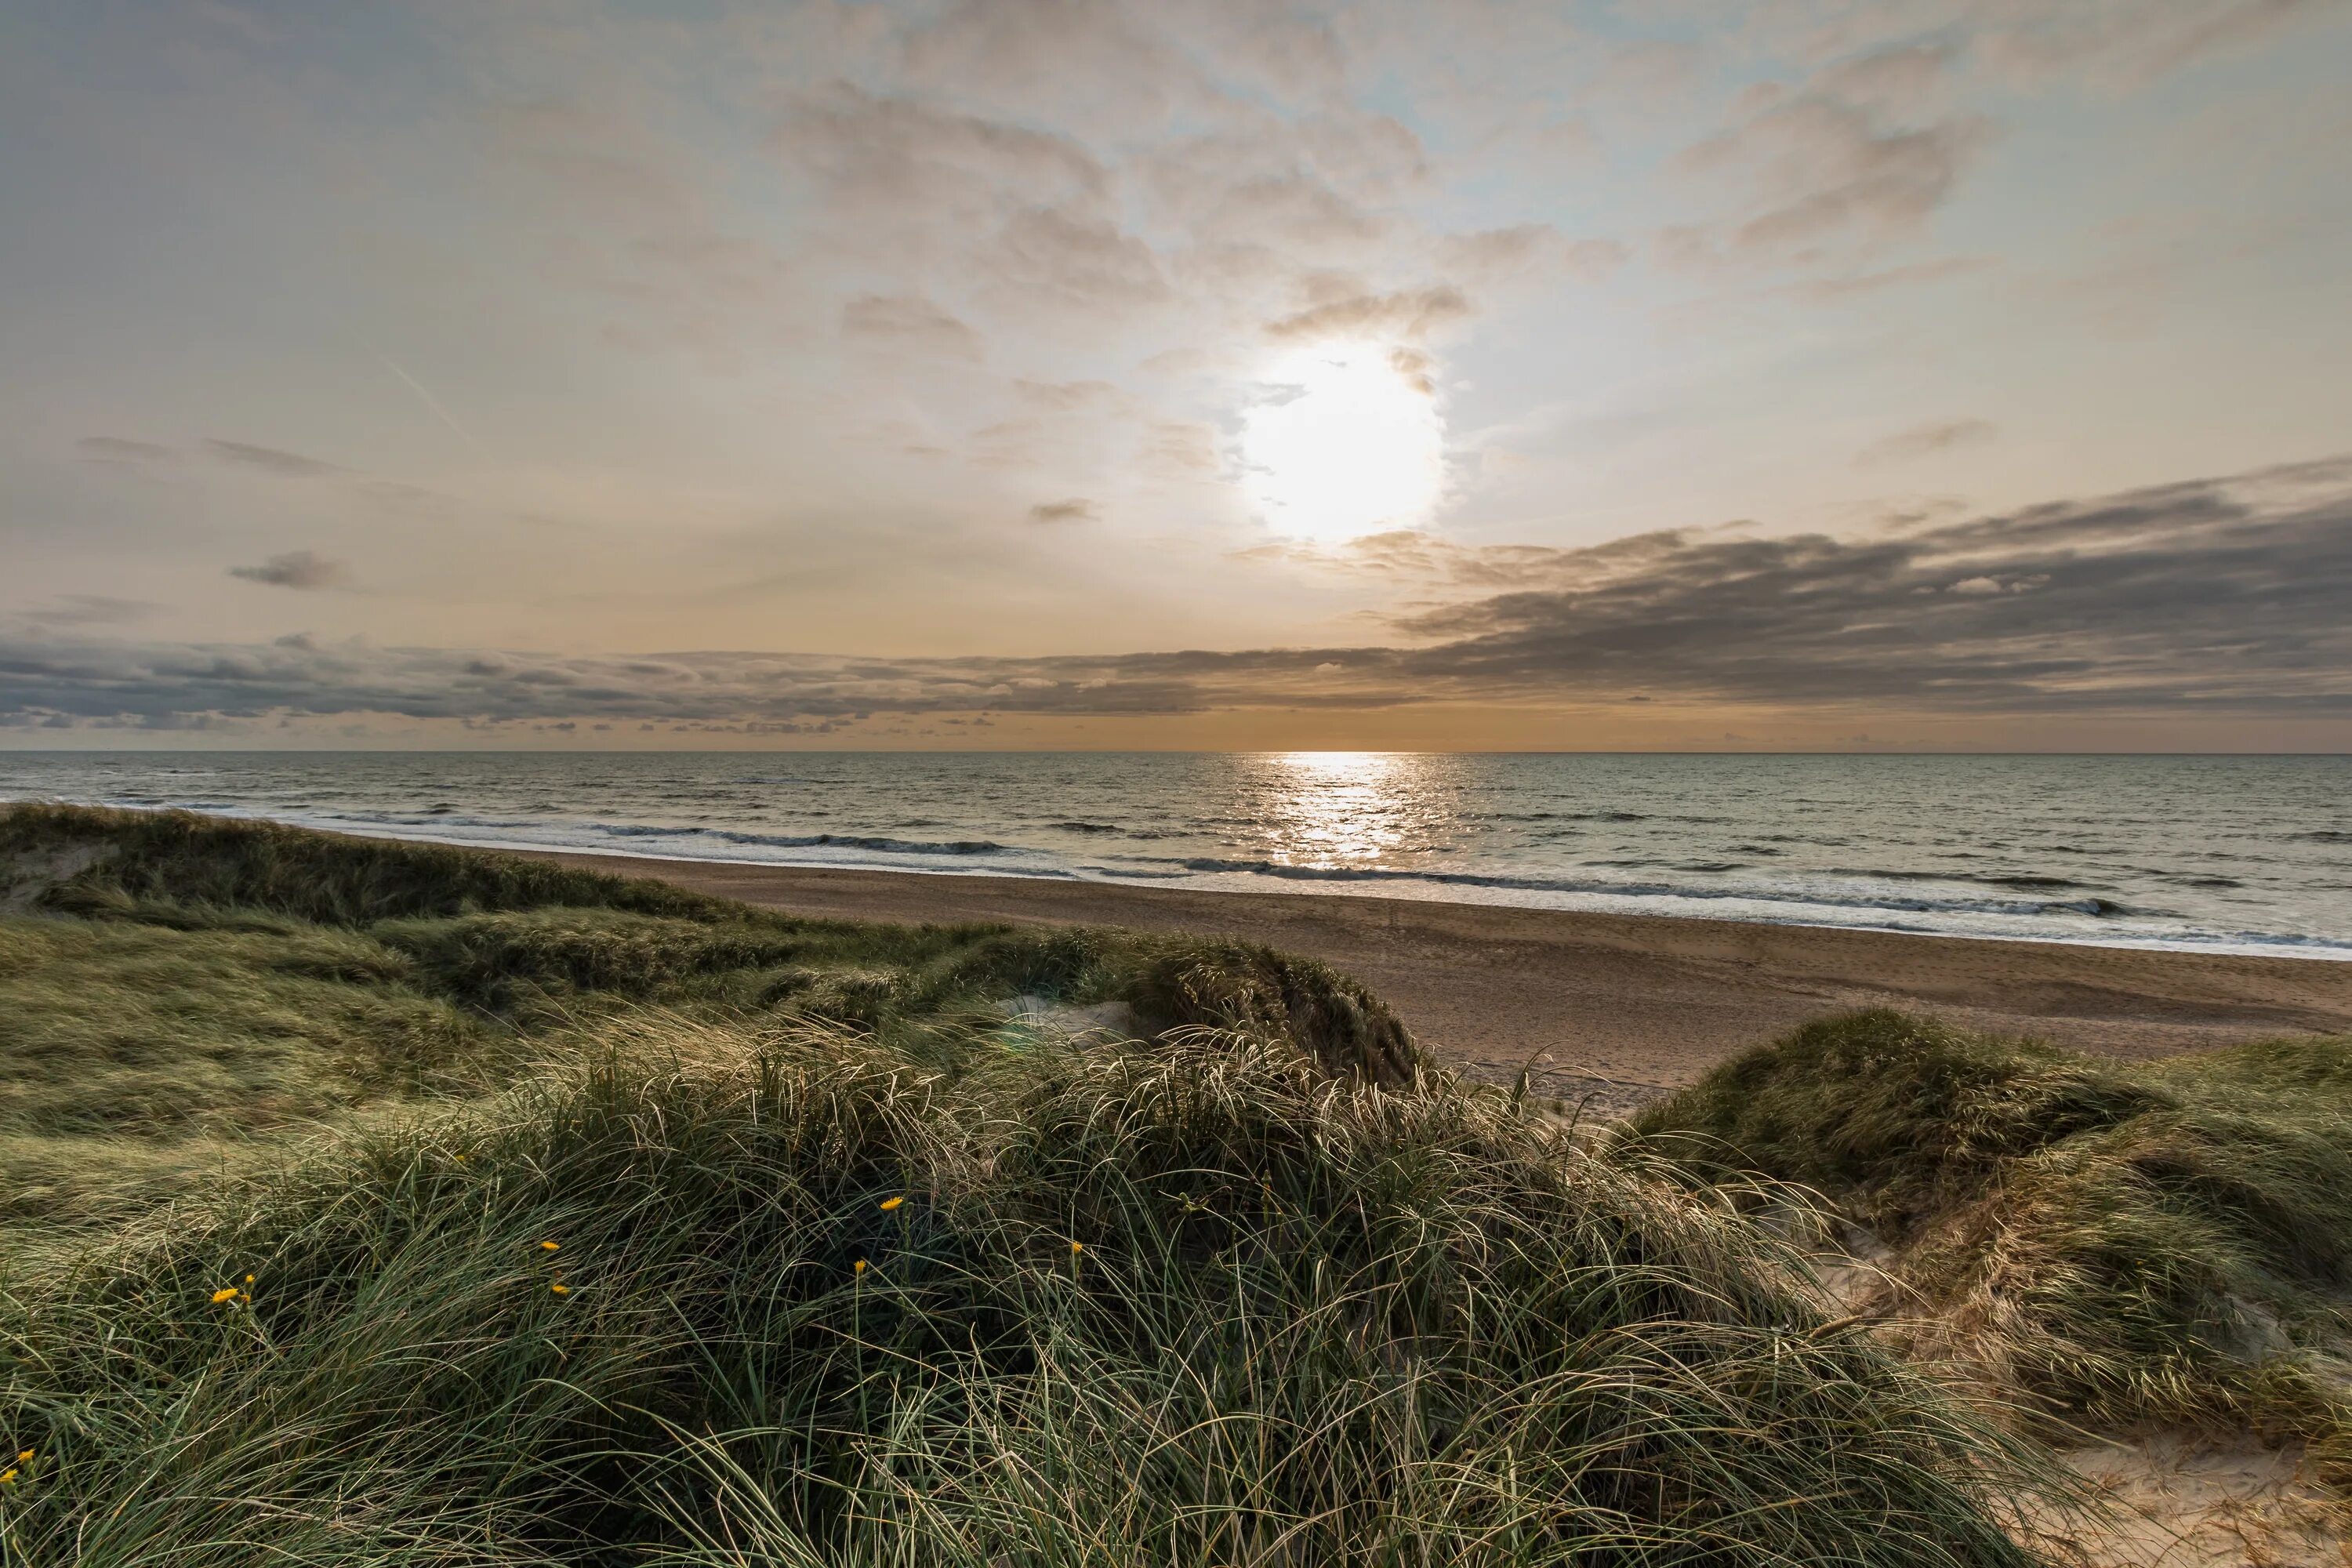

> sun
[1240,342,1446,542]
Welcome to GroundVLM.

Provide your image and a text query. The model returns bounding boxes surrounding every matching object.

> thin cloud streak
[378,356,487,457]
[227,551,348,590]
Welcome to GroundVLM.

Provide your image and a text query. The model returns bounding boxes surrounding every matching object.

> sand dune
[510,851,2352,1110]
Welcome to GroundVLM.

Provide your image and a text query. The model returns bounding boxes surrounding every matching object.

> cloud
[779,81,1111,230]
[992,205,1169,310]
[12,458,2348,731]
[1434,225,1555,276]
[1140,422,1218,475]
[77,436,176,465]
[1014,378,1120,411]
[840,294,985,359]
[1969,0,2328,85]
[1782,255,1994,301]
[1431,225,1627,284]
[227,550,347,590]
[1264,285,1470,342]
[1027,498,1098,524]
[1856,418,1998,466]
[204,439,347,477]
[1673,45,1987,264]
[1388,455,2352,712]
[14,595,163,627]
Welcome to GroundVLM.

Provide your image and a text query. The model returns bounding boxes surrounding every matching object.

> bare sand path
[513,850,2352,1110]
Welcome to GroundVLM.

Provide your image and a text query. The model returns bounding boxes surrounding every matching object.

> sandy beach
[511,849,2352,1109]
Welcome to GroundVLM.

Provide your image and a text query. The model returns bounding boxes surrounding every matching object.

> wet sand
[516,850,2352,1111]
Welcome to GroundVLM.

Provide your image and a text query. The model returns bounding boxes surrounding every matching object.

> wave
[597,824,1008,857]
[1828,866,2102,893]
[1165,856,2140,920]
[311,811,1017,860]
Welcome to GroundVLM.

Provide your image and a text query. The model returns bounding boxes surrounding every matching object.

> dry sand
[514,851,2352,1110]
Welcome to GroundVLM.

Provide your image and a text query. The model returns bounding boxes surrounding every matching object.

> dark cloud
[204,440,347,477]
[1389,456,2352,712]
[1856,418,1998,466]
[9,459,2349,730]
[1027,498,1098,524]
[227,550,347,590]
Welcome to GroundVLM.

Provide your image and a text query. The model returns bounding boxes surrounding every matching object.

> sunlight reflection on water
[1258,752,1410,866]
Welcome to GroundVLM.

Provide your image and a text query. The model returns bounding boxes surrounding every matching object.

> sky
[2,0,2349,751]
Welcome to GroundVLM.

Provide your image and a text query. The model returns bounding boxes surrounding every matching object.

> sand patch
[2019,1433,2347,1566]
[0,839,110,914]
[996,993,1145,1046]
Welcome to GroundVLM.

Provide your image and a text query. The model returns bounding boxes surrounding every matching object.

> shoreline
[503,845,2352,1111]
[12,769,2350,962]
[436,831,2352,963]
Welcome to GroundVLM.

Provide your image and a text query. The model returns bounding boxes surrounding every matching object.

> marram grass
[0,805,2080,1563]
[1,1018,2056,1566]
[1630,1009,2352,1466]
[0,804,1417,1228]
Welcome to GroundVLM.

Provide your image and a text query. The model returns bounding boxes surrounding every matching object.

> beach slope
[511,852,2352,1110]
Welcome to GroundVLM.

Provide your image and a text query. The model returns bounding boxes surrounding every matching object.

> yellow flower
[879,1196,905,1211]
[1069,1241,1084,1255]
[16,1450,31,1462]
[244,1274,255,1284]
[1,1468,16,1486]
[210,1287,240,1304]
[539,1240,560,1252]
[550,1283,569,1295]
[853,1259,868,1275]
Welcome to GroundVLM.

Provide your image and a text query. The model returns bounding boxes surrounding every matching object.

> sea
[2,751,2347,958]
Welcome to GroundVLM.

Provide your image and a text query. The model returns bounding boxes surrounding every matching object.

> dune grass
[1630,1010,2352,1465]
[2,804,1417,1070]
[0,804,1419,1229]
[0,915,501,1225]
[0,805,2068,1563]
[1,1019,2055,1566]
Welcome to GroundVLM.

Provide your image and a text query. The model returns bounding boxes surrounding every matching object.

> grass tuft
[2,1018,2055,1566]
[1631,1009,2352,1457]
[0,806,2071,1563]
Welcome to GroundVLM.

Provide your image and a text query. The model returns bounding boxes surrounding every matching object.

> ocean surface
[3,751,2348,958]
